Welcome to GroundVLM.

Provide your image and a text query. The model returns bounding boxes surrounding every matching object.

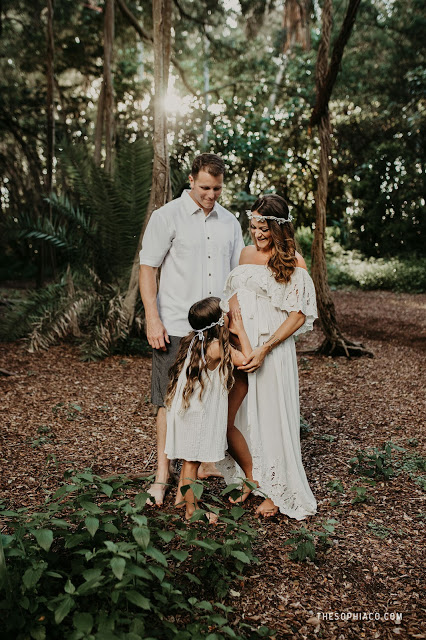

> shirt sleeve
[230,218,245,270]
[139,209,174,267]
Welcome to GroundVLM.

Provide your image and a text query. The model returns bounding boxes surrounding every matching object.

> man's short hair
[191,153,226,179]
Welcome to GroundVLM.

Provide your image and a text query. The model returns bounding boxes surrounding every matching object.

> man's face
[189,169,224,213]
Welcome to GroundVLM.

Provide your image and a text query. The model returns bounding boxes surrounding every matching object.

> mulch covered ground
[1,289,425,640]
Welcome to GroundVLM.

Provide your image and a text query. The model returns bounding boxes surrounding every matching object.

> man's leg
[147,407,170,506]
[147,335,181,506]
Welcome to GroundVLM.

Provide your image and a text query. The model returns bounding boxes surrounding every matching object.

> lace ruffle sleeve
[219,270,235,313]
[267,267,318,335]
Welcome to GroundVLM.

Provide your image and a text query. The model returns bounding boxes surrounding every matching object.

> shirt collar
[181,189,219,217]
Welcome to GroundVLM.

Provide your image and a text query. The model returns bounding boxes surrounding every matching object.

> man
[139,153,244,505]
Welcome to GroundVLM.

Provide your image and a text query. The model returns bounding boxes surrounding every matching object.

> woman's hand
[237,345,269,373]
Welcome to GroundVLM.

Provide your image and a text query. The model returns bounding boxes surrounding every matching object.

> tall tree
[123,0,173,325]
[310,0,371,357]
[94,0,115,173]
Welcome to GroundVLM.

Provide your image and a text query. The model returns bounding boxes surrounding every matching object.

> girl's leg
[181,460,218,524]
[227,371,258,503]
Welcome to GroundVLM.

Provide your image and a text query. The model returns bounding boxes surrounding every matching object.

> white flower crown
[246,210,293,224]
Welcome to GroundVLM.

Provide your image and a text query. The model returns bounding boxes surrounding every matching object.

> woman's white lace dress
[220,264,318,520]
[165,355,228,463]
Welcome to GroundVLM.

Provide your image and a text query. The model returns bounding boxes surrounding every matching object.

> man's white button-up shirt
[139,190,245,337]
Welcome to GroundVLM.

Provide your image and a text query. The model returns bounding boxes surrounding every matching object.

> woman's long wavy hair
[251,194,297,283]
[165,297,234,411]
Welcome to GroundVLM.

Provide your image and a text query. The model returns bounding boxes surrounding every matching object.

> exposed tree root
[316,336,374,358]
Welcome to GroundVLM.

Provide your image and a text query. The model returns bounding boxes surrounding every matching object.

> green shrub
[295,225,426,293]
[283,519,338,562]
[349,442,403,480]
[0,472,274,640]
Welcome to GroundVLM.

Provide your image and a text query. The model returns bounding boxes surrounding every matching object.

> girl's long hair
[165,297,234,411]
[251,194,297,283]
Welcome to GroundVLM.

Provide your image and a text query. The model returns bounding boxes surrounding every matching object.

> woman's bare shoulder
[239,245,257,264]
[295,251,307,270]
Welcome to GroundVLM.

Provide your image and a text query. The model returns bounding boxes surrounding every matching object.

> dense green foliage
[0,471,274,640]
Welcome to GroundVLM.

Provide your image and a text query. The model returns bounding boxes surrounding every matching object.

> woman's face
[250,214,272,251]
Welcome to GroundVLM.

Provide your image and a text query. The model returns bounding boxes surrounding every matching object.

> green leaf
[230,506,245,520]
[82,568,102,582]
[230,550,251,564]
[64,579,76,594]
[126,590,151,610]
[104,523,119,534]
[73,611,93,633]
[170,549,189,562]
[185,572,202,585]
[132,526,150,549]
[157,530,174,543]
[145,545,168,567]
[34,529,53,552]
[100,483,114,497]
[54,595,74,624]
[79,501,102,514]
[85,516,99,537]
[135,492,150,509]
[30,627,46,640]
[192,539,220,552]
[110,556,126,580]
[209,614,228,626]
[149,566,165,582]
[23,566,44,589]
[195,600,213,611]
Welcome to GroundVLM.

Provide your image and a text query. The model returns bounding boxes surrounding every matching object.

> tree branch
[115,0,198,96]
[310,0,362,127]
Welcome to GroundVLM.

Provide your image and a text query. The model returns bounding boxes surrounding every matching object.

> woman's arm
[237,310,306,373]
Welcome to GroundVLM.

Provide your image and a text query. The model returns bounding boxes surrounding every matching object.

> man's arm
[139,265,170,350]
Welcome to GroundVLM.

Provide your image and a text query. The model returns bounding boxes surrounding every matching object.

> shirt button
[209,273,211,276]
[207,236,210,240]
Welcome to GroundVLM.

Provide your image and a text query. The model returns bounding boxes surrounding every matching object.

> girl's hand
[237,345,268,373]
[228,308,244,335]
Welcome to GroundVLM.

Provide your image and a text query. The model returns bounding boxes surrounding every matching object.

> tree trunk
[103,0,115,175]
[283,0,311,52]
[310,0,371,357]
[94,81,105,166]
[122,0,172,326]
[46,0,55,198]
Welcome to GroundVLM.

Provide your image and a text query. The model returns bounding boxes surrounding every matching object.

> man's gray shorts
[151,335,182,407]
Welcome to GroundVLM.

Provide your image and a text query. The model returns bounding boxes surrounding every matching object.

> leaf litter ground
[1,289,425,640]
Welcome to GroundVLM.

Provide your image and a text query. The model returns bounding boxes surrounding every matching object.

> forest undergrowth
[1,289,425,640]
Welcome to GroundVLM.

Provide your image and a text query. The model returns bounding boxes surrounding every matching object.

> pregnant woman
[220,194,318,519]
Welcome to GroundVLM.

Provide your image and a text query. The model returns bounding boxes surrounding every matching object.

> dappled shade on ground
[1,289,425,639]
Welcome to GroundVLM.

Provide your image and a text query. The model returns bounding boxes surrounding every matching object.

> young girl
[164,296,253,522]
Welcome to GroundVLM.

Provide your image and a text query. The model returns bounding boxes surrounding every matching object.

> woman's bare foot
[255,498,279,518]
[229,479,259,504]
[146,478,168,506]
[197,462,223,479]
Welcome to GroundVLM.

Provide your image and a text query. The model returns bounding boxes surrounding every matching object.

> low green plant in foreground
[283,519,338,562]
[349,442,402,480]
[0,472,274,640]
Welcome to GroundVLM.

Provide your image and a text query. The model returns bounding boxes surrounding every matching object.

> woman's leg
[226,371,257,503]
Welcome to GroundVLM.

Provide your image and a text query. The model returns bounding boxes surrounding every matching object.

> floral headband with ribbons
[187,313,226,364]
[246,210,293,224]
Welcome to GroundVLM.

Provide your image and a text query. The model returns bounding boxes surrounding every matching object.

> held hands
[146,317,170,351]
[238,345,268,373]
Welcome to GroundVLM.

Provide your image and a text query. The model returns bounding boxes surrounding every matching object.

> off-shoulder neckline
[234,264,306,272]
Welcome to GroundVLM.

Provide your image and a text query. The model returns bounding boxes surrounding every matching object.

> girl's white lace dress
[220,264,318,520]
[165,354,228,462]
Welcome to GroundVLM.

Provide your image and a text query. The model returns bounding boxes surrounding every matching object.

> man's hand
[238,345,268,373]
[146,317,170,351]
